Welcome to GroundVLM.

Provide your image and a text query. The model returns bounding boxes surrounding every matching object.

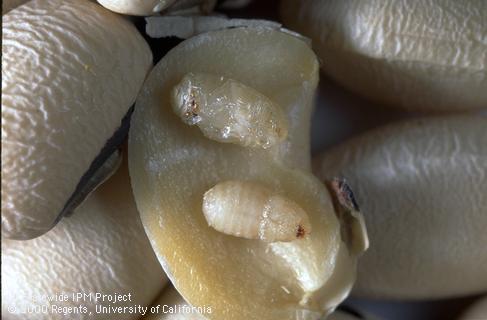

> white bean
[314,115,487,299]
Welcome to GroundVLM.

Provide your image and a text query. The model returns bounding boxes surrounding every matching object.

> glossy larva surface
[172,73,288,148]
[203,180,311,242]
[1,0,152,239]
[1,160,167,320]
[314,116,487,299]
[129,27,366,319]
[281,0,487,111]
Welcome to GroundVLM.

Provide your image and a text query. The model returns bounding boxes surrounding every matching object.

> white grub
[202,180,311,242]
[172,73,288,148]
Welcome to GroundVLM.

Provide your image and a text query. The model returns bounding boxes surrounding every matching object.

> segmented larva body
[172,73,288,149]
[202,180,311,242]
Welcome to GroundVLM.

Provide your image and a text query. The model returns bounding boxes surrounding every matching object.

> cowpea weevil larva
[172,73,288,149]
[202,180,311,242]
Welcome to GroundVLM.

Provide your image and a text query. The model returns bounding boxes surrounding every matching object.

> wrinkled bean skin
[314,116,487,299]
